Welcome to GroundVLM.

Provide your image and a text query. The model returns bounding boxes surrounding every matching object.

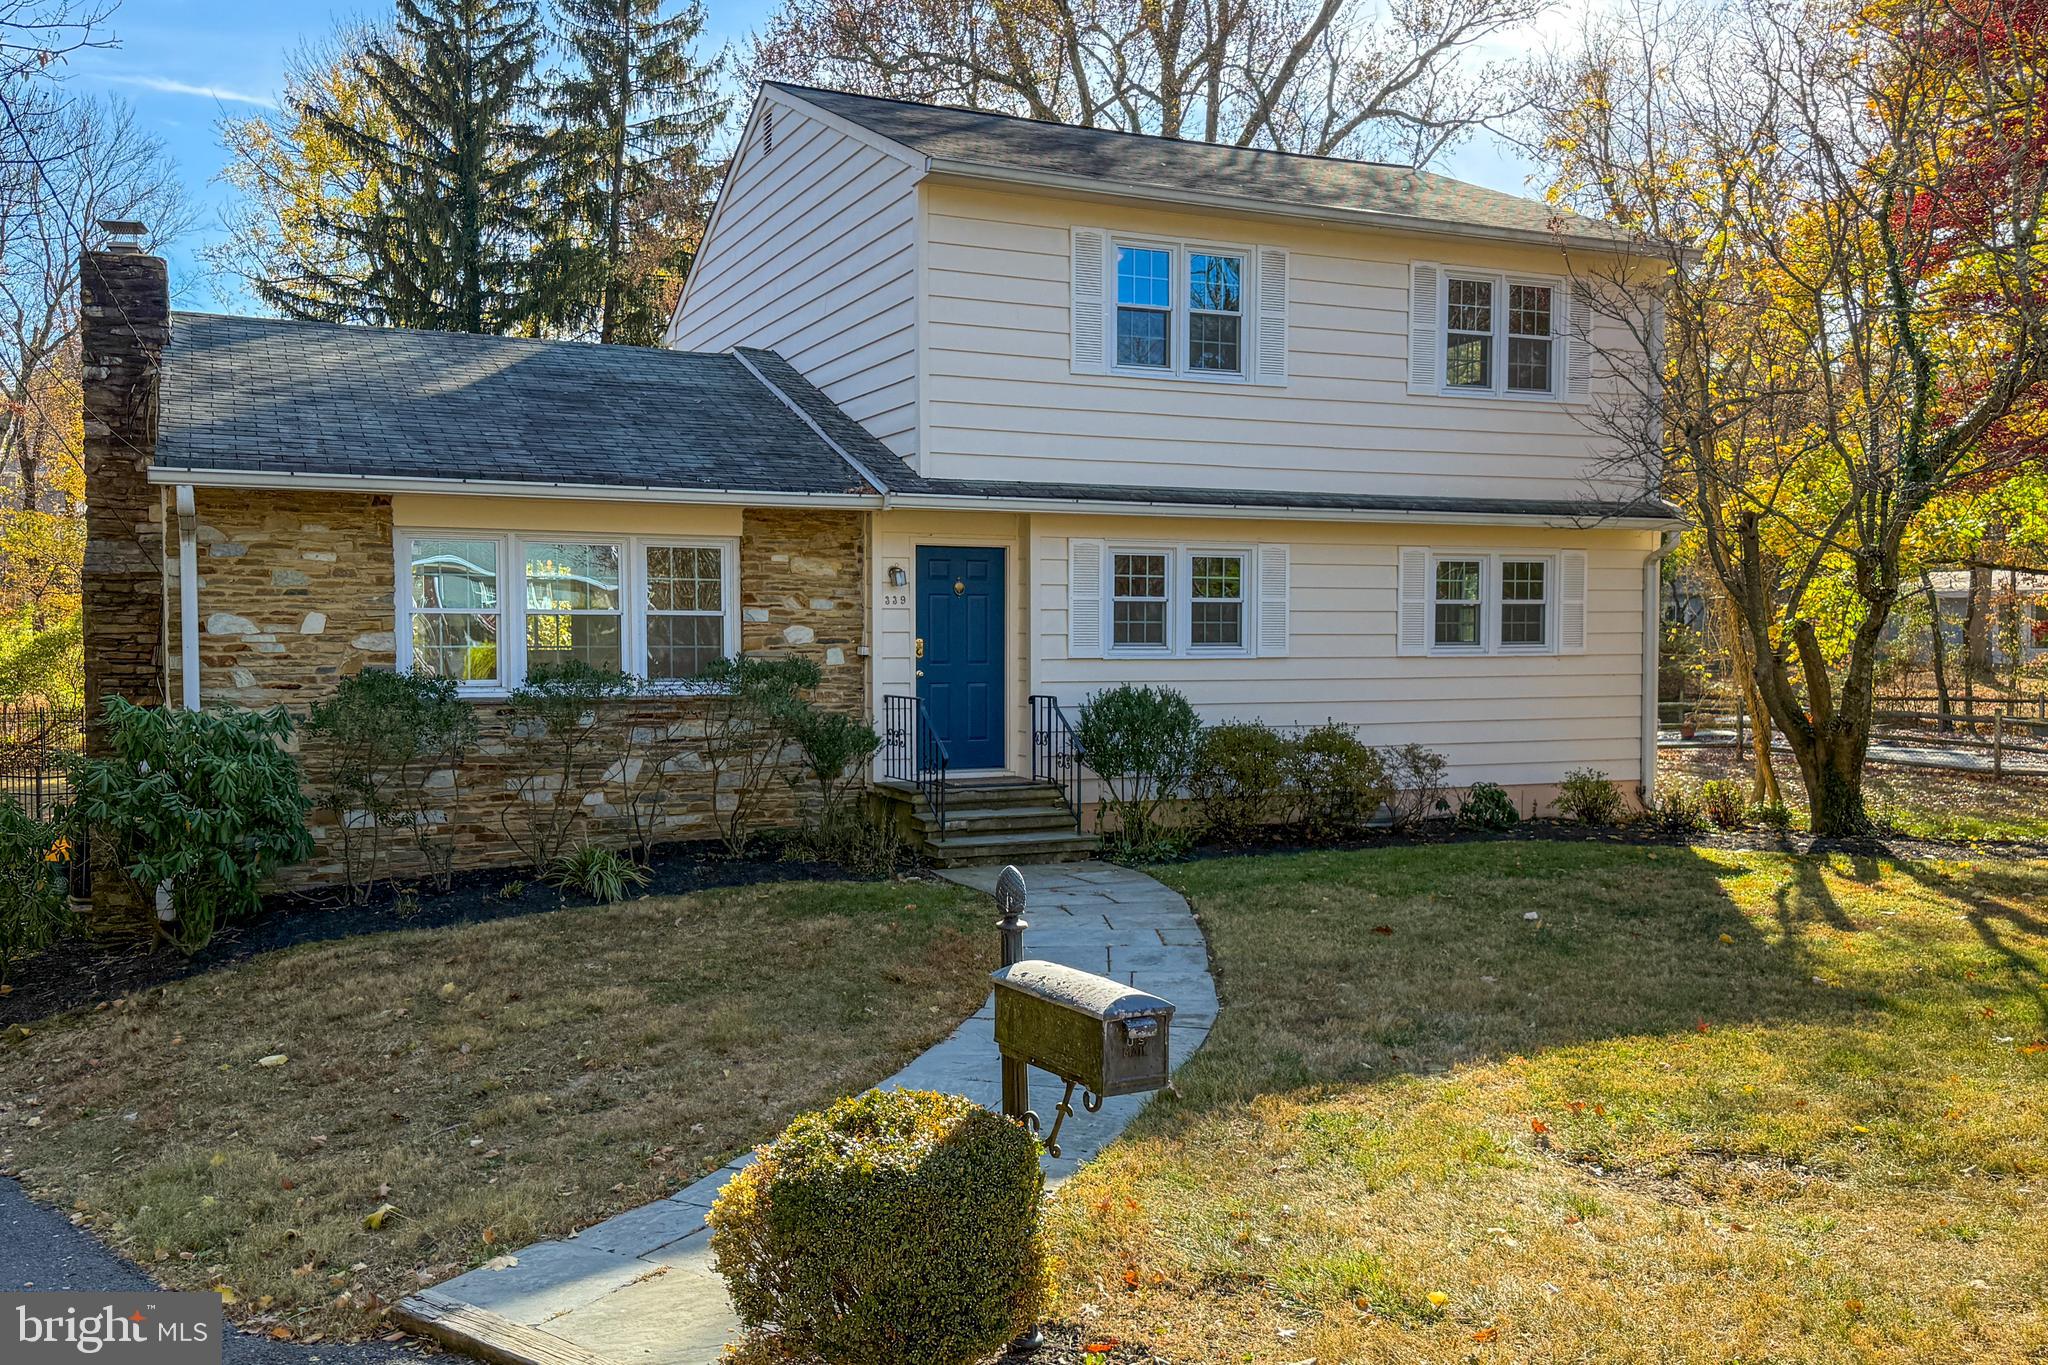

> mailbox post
[987,866,1176,1159]
[994,866,1031,1128]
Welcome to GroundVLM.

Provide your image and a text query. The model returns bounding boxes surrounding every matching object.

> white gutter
[1641,528,1683,805]
[144,464,1681,531]
[174,484,200,711]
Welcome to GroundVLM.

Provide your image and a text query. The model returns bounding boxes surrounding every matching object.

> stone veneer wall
[169,488,868,890]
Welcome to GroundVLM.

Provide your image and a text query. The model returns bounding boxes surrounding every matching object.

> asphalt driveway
[1,1176,435,1364]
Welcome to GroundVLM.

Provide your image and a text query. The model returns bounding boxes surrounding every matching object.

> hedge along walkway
[393,862,1217,1365]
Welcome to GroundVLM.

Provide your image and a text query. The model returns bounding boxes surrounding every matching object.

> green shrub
[1383,743,1451,831]
[1457,780,1521,830]
[0,800,73,983]
[1699,779,1747,830]
[307,669,478,900]
[710,1089,1048,1364]
[787,705,883,837]
[68,699,312,953]
[1075,684,1201,854]
[797,804,909,878]
[501,661,638,872]
[1189,721,1290,841]
[1649,785,1706,836]
[1555,768,1625,824]
[1287,723,1392,840]
[700,655,823,855]
[1751,799,1795,833]
[544,844,650,904]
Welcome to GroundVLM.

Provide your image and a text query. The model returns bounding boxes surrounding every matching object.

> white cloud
[100,74,278,109]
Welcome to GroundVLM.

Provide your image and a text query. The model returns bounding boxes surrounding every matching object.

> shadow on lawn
[1138,841,1967,1123]
[1887,855,2048,1035]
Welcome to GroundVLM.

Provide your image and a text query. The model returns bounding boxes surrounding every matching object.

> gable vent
[763,106,775,154]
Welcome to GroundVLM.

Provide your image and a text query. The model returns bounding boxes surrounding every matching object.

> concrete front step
[921,827,1102,866]
[875,780,1099,866]
[912,805,1080,835]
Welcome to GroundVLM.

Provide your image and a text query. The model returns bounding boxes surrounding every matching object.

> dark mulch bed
[1174,815,2048,866]
[2,838,918,1028]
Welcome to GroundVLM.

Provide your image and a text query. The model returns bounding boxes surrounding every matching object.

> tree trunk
[1965,564,1992,680]
[1799,734,1871,836]
[1922,570,1954,732]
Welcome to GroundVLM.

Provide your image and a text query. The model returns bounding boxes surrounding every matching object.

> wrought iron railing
[1028,694,1085,833]
[0,703,81,822]
[882,694,951,832]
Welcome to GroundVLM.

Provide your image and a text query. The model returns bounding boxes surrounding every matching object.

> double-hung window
[523,541,624,673]
[1433,558,1484,650]
[1426,552,1555,654]
[644,544,728,682]
[1441,271,1559,398]
[1188,553,1246,651]
[1499,558,1550,650]
[1111,550,1171,651]
[1105,545,1257,657]
[1112,240,1248,379]
[397,532,737,692]
[407,537,503,686]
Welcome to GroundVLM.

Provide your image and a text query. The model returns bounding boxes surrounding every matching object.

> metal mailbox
[991,959,1175,1099]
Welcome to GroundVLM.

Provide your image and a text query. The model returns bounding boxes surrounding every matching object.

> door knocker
[954,579,966,595]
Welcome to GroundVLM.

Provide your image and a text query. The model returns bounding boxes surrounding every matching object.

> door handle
[915,669,924,678]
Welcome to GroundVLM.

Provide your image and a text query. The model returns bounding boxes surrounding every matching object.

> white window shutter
[1397,547,1430,655]
[1068,538,1106,658]
[1256,544,1290,656]
[1408,263,1440,394]
[1565,284,1595,402]
[1071,228,1109,374]
[1559,550,1589,653]
[1253,246,1288,385]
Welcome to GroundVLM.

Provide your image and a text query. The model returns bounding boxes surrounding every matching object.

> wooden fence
[0,703,83,819]
[1661,699,2048,778]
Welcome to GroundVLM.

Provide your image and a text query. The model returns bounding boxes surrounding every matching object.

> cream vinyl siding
[1030,515,1656,789]
[919,181,1647,502]
[669,102,921,459]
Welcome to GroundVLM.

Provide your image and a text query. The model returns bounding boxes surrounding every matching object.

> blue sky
[61,0,1550,313]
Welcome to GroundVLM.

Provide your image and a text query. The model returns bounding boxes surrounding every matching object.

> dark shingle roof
[771,83,1632,246]
[158,312,897,496]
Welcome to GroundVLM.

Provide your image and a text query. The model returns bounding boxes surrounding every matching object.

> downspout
[175,484,200,711]
[1641,528,1682,806]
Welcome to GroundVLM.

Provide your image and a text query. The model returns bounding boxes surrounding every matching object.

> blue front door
[917,545,1005,770]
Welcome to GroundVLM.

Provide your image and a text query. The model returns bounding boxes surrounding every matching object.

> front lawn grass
[1047,843,2048,1362]
[1662,745,2048,842]
[0,879,990,1343]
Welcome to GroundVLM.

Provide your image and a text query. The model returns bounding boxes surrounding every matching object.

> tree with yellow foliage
[1537,0,2048,834]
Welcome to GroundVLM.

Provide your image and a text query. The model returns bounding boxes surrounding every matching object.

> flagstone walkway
[394,861,1216,1365]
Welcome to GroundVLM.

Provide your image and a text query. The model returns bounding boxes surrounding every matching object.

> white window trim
[1424,550,1560,658]
[1439,269,1565,401]
[1109,235,1254,385]
[394,528,741,697]
[1105,542,1258,659]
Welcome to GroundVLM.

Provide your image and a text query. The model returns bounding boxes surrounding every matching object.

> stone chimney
[79,222,170,751]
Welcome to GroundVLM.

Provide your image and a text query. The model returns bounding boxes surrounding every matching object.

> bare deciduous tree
[1535,0,2048,833]
[749,0,1544,164]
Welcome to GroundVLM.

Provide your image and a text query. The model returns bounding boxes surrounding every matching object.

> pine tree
[312,0,549,333]
[542,0,724,344]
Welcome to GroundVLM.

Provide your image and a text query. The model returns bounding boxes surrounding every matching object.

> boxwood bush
[709,1089,1048,1364]
[1189,720,1291,841]
[1287,722,1393,839]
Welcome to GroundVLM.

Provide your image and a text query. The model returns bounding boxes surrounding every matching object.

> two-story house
[76,83,1676,901]
[670,85,1678,823]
